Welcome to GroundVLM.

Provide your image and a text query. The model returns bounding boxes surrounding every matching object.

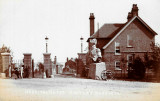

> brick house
[87,4,157,74]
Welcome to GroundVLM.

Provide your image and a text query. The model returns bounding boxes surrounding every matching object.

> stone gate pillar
[1,53,11,72]
[43,53,52,77]
[23,53,32,78]
[0,53,11,78]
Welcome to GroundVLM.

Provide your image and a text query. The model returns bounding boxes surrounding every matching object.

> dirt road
[0,76,160,101]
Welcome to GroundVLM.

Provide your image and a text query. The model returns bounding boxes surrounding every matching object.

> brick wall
[103,18,155,72]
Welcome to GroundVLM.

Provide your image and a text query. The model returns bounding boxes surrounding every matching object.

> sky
[0,0,160,63]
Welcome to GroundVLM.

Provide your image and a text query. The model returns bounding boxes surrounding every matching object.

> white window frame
[115,61,121,70]
[127,35,133,47]
[115,42,121,55]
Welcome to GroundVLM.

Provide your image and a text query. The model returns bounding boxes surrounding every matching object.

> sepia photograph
[0,0,160,101]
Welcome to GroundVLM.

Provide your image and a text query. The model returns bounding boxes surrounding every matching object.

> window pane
[115,42,120,54]
[116,61,121,69]
[128,35,133,47]
[116,62,120,66]
[116,50,120,53]
[129,40,133,46]
[129,56,133,61]
[116,42,120,46]
[116,46,120,49]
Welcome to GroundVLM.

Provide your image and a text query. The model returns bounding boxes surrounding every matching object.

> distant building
[63,58,77,74]
[52,56,63,74]
[52,62,63,74]
[87,4,157,73]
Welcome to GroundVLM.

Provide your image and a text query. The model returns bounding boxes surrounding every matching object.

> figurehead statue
[89,39,102,63]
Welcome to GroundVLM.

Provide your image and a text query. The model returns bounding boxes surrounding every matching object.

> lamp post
[80,36,84,53]
[45,36,49,53]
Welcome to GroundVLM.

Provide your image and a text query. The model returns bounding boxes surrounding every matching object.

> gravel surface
[0,76,160,101]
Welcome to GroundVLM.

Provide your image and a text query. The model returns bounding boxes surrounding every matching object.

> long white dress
[20,67,23,78]
[9,66,11,78]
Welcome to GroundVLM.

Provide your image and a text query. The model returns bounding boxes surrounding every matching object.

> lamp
[45,36,49,53]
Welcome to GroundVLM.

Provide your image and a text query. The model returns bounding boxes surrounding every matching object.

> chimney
[131,4,139,16]
[127,12,132,21]
[89,13,95,36]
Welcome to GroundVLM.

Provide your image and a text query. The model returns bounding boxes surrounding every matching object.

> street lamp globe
[80,36,84,53]
[80,36,84,42]
[45,36,49,42]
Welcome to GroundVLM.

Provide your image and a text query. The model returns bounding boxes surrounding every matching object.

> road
[0,75,160,101]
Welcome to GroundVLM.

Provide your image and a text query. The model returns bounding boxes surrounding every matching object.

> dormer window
[115,42,121,55]
[127,35,133,47]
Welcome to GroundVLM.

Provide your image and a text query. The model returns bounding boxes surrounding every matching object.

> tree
[0,44,11,53]
[37,62,44,73]
[132,56,146,80]
[144,52,152,69]
[34,68,38,74]
[150,42,160,81]
[143,52,153,80]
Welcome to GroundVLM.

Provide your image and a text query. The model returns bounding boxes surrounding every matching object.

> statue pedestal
[50,75,54,78]
[0,73,6,79]
[88,62,106,80]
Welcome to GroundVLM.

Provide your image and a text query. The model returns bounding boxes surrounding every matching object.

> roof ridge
[103,16,157,49]
[104,23,125,24]
[136,16,157,35]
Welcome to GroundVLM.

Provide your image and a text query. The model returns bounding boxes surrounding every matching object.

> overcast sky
[0,0,160,63]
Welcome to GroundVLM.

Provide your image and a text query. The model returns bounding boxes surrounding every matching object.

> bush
[132,56,146,80]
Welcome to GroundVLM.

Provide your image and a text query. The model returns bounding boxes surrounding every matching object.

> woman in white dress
[20,65,24,79]
[8,65,11,78]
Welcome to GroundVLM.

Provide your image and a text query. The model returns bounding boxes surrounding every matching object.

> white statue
[90,39,102,63]
[90,38,97,45]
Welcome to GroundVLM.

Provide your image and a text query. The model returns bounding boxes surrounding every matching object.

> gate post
[23,53,32,78]
[0,53,11,78]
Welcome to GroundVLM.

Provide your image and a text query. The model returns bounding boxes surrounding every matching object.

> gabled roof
[103,16,158,49]
[90,23,125,38]
[96,38,111,49]
[137,16,157,35]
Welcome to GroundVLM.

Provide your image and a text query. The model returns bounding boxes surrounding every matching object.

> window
[127,35,133,47]
[115,61,121,70]
[127,54,133,68]
[115,42,120,55]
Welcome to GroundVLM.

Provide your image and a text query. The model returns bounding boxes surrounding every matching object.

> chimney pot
[127,12,132,21]
[131,4,139,16]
